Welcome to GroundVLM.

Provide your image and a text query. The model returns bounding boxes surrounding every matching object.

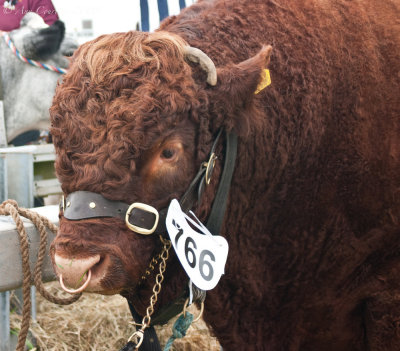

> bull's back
[165,0,400,208]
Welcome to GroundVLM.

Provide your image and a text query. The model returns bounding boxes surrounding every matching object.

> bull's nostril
[54,254,101,290]
[90,255,105,275]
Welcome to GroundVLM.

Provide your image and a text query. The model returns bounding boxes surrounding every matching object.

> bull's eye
[161,149,175,159]
[142,140,183,181]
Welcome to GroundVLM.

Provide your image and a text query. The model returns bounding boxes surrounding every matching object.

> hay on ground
[10,282,220,351]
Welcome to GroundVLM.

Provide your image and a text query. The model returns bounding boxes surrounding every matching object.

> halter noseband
[61,191,161,235]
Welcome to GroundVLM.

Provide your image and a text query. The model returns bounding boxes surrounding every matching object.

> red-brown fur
[50,0,400,349]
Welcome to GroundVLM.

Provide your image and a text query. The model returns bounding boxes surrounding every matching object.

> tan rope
[0,199,81,351]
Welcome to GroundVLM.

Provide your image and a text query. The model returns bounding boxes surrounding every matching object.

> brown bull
[50,0,400,349]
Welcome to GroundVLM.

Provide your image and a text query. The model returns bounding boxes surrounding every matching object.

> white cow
[0,13,77,144]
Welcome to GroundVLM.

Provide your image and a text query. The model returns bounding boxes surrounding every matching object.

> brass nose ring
[59,270,92,294]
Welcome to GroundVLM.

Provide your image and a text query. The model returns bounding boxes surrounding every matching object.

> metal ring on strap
[205,153,217,185]
[182,298,204,323]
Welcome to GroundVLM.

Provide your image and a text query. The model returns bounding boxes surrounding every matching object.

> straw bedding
[10,282,220,351]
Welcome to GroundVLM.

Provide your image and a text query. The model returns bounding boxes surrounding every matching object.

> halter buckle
[125,203,159,235]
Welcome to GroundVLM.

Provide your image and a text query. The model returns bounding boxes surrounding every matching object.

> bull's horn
[183,46,217,86]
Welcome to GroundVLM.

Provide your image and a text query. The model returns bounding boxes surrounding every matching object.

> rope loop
[0,200,81,351]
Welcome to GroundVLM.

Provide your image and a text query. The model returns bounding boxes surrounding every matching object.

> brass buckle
[204,153,217,185]
[125,203,159,235]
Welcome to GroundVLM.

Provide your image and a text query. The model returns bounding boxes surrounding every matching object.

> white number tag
[166,199,229,290]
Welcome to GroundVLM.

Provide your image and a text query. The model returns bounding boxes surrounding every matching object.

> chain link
[139,255,161,284]
[142,238,171,328]
[138,236,172,284]
[128,236,172,349]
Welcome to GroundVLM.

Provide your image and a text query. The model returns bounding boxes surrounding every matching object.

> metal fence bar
[0,66,7,148]
[0,148,9,351]
[0,291,10,351]
[0,101,7,148]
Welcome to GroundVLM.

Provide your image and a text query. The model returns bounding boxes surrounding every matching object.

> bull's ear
[23,20,65,60]
[210,45,272,136]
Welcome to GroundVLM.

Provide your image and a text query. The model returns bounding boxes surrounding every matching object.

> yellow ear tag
[255,69,271,94]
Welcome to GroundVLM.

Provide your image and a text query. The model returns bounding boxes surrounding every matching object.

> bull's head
[50,30,271,315]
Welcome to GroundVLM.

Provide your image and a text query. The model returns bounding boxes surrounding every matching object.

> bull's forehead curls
[77,31,188,85]
[52,31,205,138]
[50,31,210,194]
[52,30,202,125]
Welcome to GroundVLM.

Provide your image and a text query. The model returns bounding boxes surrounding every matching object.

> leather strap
[180,130,237,236]
[206,133,237,234]
[64,191,128,220]
[63,191,165,234]
[179,129,222,213]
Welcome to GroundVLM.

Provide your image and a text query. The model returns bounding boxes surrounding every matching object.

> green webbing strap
[163,311,194,351]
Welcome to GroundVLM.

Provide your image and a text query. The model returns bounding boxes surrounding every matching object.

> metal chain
[139,254,161,285]
[128,237,172,349]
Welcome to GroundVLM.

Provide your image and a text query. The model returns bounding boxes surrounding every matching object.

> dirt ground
[10,282,220,351]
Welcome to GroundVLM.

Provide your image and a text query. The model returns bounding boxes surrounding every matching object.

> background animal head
[0,12,78,143]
